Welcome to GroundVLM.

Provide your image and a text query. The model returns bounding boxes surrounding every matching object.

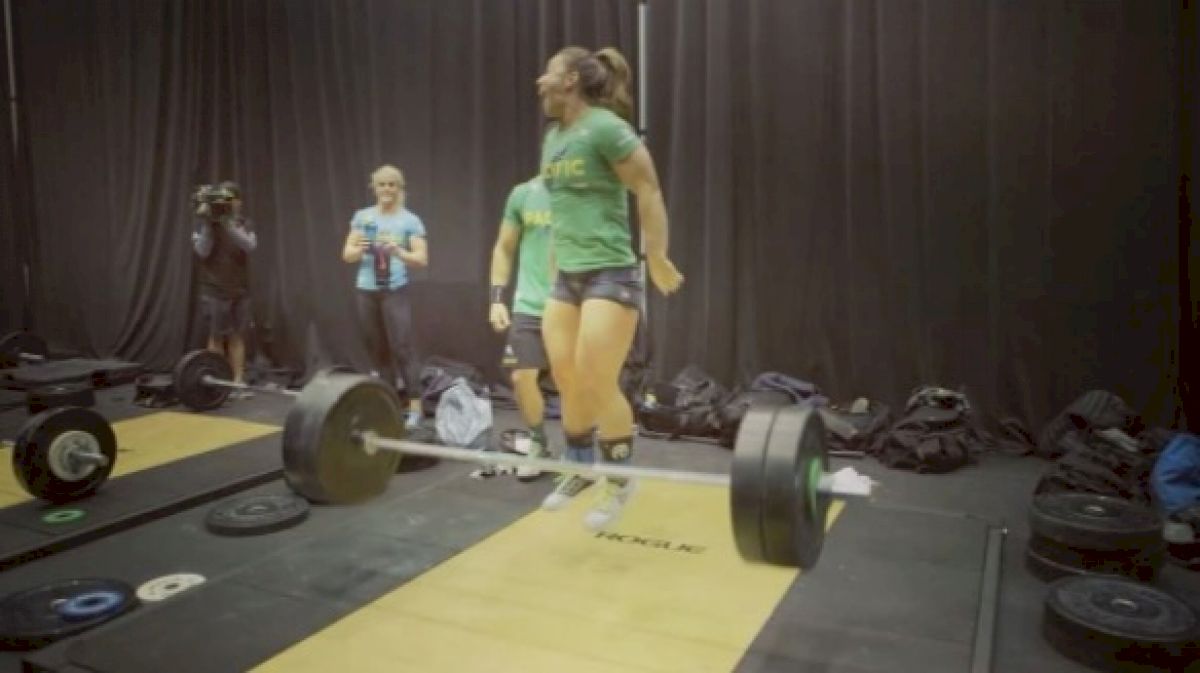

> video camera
[192,183,239,219]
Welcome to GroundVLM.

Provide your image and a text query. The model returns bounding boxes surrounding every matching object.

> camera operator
[191,180,256,396]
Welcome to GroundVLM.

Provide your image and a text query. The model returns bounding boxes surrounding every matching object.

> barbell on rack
[0,331,49,369]
[0,406,116,502]
[281,372,876,571]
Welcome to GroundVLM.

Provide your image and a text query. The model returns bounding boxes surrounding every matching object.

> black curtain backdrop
[10,0,636,380]
[646,0,1192,429]
[5,0,1193,431]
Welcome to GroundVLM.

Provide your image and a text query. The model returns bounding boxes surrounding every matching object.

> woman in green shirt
[534,46,684,530]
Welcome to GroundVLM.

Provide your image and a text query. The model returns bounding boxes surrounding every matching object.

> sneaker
[583,478,638,531]
[541,473,595,511]
[228,388,254,401]
[516,441,548,482]
[404,410,422,431]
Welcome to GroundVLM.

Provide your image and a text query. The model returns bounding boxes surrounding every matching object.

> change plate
[283,373,403,504]
[136,573,206,602]
[42,508,87,525]
[205,493,310,536]
[0,578,137,650]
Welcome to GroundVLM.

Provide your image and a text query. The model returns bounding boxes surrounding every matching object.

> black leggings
[356,287,422,400]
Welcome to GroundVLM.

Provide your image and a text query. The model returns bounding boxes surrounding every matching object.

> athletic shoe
[583,478,638,530]
[541,473,595,510]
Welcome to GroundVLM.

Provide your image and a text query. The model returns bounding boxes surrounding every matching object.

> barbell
[173,349,301,411]
[0,331,49,369]
[172,349,359,411]
[0,406,116,502]
[281,372,875,570]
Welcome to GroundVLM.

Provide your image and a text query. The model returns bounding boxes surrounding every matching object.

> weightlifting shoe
[583,478,637,531]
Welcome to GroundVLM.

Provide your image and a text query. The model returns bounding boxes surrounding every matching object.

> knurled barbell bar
[173,350,360,412]
[0,406,116,502]
[0,331,49,369]
[281,372,876,571]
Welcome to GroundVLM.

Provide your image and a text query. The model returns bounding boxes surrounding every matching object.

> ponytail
[593,47,634,123]
[558,46,636,124]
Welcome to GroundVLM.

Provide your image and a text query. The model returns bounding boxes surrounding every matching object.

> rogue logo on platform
[594,532,706,554]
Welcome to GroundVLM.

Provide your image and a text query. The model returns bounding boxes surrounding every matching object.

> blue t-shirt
[350,206,427,290]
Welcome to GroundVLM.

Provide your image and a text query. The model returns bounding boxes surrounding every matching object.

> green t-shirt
[539,106,641,272]
[502,177,554,316]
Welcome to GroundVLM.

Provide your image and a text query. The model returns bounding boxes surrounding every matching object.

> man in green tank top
[488,176,555,481]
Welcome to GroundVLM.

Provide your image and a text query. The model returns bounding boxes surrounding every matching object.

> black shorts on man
[502,313,548,370]
[201,293,252,338]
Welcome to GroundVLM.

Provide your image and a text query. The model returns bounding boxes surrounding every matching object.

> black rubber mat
[14,468,542,673]
[4,412,1197,673]
[0,359,144,391]
[0,432,281,572]
[735,504,989,673]
[0,389,24,412]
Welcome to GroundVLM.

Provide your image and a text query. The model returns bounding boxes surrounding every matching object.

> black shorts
[550,265,643,310]
[502,312,547,370]
[201,293,251,338]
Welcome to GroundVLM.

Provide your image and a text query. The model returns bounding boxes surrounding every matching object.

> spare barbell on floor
[173,349,301,411]
[173,350,361,411]
[281,372,875,570]
[0,331,49,369]
[0,406,116,502]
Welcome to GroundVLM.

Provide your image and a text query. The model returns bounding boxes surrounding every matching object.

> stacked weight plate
[1042,575,1199,671]
[1027,493,1165,583]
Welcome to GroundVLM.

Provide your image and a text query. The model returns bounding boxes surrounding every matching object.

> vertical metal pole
[636,0,649,318]
[638,0,648,138]
[3,0,16,151]
[3,0,30,320]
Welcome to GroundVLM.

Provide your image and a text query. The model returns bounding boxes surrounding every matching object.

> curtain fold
[0,0,28,333]
[12,0,636,381]
[647,0,1184,428]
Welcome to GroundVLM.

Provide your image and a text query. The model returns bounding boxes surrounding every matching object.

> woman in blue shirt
[341,164,429,429]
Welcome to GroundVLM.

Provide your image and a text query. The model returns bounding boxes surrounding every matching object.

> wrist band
[490,286,505,304]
